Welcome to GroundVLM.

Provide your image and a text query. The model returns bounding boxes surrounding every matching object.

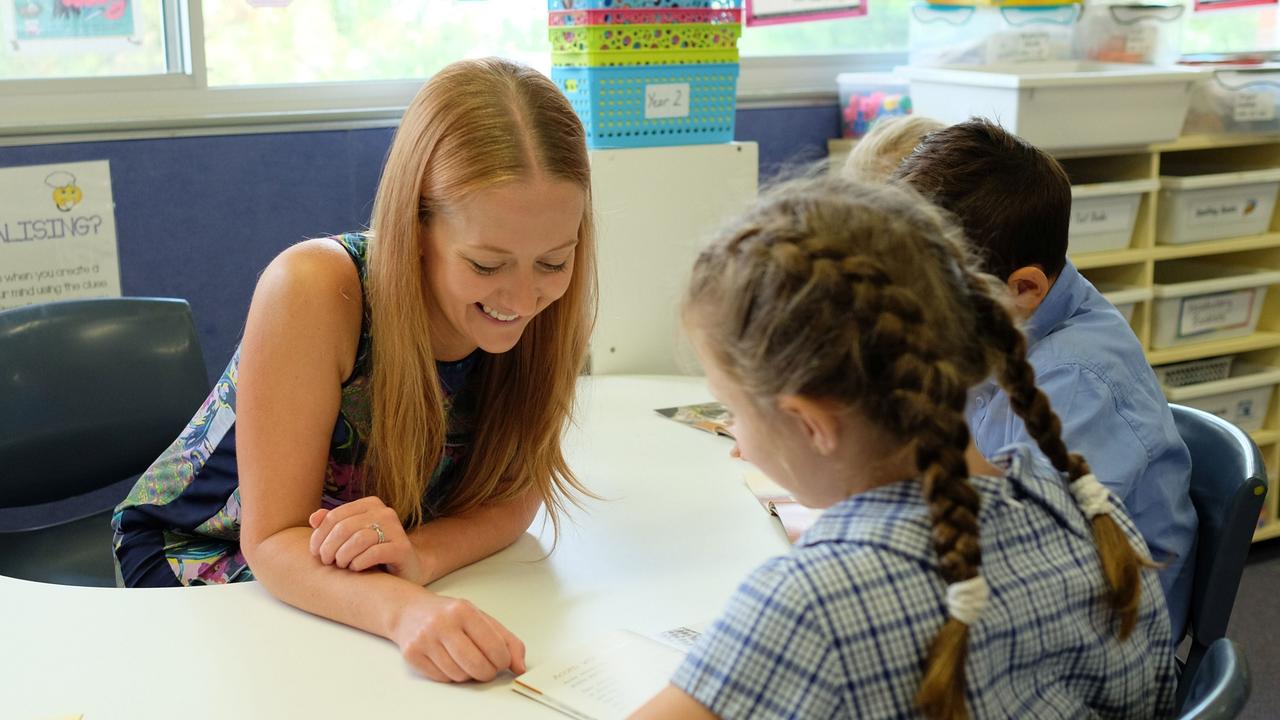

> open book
[654,402,733,439]
[742,467,822,542]
[512,626,703,720]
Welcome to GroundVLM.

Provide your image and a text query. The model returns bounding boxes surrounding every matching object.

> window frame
[1,0,900,140]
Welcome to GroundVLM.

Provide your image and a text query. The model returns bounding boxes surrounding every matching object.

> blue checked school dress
[673,444,1177,719]
[111,233,482,587]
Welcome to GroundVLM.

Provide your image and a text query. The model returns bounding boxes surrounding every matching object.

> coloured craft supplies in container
[836,73,912,138]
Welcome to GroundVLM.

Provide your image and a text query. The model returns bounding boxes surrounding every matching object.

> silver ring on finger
[369,522,387,544]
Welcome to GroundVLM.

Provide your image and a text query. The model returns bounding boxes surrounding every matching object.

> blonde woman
[112,58,596,682]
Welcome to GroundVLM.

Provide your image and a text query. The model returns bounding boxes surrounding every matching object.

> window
[201,0,548,86]
[1182,2,1280,54]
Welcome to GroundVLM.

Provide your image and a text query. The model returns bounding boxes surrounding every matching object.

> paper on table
[742,466,821,542]
[512,629,690,720]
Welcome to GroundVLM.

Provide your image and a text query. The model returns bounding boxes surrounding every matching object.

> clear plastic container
[1182,65,1280,135]
[1076,3,1184,65]
[836,73,912,138]
[909,2,1080,67]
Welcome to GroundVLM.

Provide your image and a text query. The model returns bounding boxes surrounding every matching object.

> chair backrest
[1177,637,1251,720]
[1170,404,1268,650]
[0,298,209,507]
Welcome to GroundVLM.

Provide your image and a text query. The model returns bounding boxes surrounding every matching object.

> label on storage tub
[1234,92,1277,123]
[644,83,691,120]
[1070,201,1133,236]
[1124,26,1157,60]
[988,31,1052,64]
[1177,289,1256,338]
[1185,192,1263,228]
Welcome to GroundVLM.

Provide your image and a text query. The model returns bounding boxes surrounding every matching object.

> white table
[1,376,792,719]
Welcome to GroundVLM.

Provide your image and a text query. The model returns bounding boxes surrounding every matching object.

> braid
[820,253,983,720]
[962,270,1149,638]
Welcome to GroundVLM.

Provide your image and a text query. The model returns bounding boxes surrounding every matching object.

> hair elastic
[946,575,990,626]
[1069,473,1115,520]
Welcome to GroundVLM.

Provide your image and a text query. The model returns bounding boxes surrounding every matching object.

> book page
[513,630,685,720]
[744,467,822,541]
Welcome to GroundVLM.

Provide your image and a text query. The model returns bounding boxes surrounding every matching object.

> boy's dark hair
[891,118,1072,282]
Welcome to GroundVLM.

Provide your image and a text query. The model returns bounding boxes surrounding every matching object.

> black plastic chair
[1176,637,1251,720]
[1170,404,1268,702]
[0,298,208,586]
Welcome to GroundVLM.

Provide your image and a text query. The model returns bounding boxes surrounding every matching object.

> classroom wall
[0,104,840,384]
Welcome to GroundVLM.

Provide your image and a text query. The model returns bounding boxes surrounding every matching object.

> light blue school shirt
[672,445,1177,719]
[967,260,1196,639]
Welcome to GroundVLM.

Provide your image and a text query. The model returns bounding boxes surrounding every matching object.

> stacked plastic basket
[548,0,743,149]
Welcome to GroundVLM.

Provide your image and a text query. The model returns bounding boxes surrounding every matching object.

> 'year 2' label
[645,83,691,120]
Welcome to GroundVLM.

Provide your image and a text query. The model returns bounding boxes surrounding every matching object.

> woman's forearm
[409,490,543,584]
[247,526,425,639]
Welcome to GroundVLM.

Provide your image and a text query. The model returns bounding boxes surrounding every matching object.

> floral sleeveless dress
[111,233,480,587]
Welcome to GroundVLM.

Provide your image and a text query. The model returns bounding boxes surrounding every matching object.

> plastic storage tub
[909,3,1079,67]
[1075,3,1184,65]
[1156,168,1280,245]
[548,21,741,66]
[547,0,742,9]
[898,61,1207,150]
[1163,363,1280,432]
[1183,65,1280,136]
[1150,261,1280,349]
[1069,178,1156,253]
[551,63,739,149]
[836,73,911,138]
[1096,282,1152,323]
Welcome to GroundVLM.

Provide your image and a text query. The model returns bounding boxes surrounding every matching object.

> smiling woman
[109,56,598,685]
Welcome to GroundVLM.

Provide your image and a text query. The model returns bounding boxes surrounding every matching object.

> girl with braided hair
[632,176,1175,720]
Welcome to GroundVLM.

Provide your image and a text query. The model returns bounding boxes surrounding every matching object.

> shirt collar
[796,445,1091,557]
[1023,260,1087,345]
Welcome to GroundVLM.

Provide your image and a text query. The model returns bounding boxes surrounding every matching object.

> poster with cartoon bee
[0,160,121,310]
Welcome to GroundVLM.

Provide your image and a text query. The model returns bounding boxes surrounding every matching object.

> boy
[893,118,1196,639]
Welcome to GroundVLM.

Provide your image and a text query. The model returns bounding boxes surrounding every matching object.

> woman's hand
[392,592,528,683]
[308,496,429,585]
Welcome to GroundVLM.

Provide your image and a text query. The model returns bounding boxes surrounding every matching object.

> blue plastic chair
[1176,637,1251,720]
[1169,404,1268,701]
[0,298,208,586]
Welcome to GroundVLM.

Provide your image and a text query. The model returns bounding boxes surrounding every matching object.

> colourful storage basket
[548,0,742,10]
[549,8,741,26]
[552,63,739,148]
[549,22,741,66]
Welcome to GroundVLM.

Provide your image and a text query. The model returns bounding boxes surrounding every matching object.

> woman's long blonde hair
[686,176,1151,720]
[365,57,596,532]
